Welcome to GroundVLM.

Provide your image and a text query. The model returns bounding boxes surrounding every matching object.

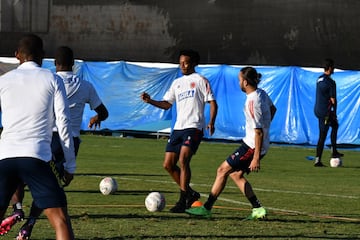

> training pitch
[5,134,360,239]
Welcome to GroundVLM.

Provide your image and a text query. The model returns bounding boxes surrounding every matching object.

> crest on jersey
[190,82,196,88]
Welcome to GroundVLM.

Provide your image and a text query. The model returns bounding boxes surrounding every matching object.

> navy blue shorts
[0,157,67,210]
[226,140,265,174]
[166,128,203,154]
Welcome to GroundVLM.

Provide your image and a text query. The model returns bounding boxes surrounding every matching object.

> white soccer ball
[145,192,166,212]
[330,157,342,168]
[99,177,118,195]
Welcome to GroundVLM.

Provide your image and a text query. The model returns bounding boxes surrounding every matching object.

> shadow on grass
[69,212,360,225]
[263,217,360,225]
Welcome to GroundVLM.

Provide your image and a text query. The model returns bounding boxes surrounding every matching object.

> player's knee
[163,162,174,172]
[216,165,229,177]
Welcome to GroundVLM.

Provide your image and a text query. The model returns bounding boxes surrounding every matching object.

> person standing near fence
[186,66,276,219]
[141,49,218,213]
[313,58,343,167]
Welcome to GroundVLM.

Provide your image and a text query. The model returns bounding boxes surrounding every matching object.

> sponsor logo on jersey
[178,89,195,101]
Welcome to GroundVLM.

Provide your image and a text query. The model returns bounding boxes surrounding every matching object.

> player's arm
[330,97,337,113]
[270,104,277,121]
[141,92,172,110]
[329,81,337,115]
[88,103,109,129]
[53,75,76,179]
[249,128,263,172]
[206,100,218,136]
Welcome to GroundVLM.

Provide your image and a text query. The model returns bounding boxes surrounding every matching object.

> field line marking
[117,176,358,199]
[84,175,360,221]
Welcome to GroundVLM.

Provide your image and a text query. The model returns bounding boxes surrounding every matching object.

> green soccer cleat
[185,206,212,218]
[246,207,267,220]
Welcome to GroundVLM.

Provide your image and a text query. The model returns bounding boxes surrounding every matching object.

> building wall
[1,0,360,69]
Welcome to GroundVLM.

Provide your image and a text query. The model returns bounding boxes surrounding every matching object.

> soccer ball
[330,157,342,167]
[144,192,166,212]
[99,177,118,195]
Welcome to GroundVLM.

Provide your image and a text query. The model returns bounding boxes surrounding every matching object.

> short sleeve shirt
[242,88,274,155]
[57,71,102,137]
[163,73,215,130]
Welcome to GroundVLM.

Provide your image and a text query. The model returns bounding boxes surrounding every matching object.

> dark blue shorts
[226,140,265,174]
[0,157,67,210]
[166,128,203,154]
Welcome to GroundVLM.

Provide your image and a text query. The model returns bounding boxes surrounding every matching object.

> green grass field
[3,135,360,240]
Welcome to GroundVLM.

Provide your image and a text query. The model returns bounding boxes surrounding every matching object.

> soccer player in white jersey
[186,66,276,219]
[0,34,75,239]
[141,49,218,213]
[13,46,109,240]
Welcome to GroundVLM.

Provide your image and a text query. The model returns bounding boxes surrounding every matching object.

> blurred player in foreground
[2,46,109,239]
[0,34,75,239]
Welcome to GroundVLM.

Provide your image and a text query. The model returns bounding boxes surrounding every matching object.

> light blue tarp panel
[1,58,360,145]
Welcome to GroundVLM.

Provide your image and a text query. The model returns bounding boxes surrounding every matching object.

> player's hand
[206,123,215,136]
[141,92,151,103]
[63,171,74,187]
[249,158,260,172]
[88,115,101,129]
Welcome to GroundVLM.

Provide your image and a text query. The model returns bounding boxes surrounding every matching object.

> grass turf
[3,135,360,239]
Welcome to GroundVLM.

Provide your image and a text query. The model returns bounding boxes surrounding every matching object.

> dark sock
[248,196,261,208]
[13,203,22,212]
[29,202,43,219]
[204,193,217,210]
[244,182,262,208]
[179,190,187,205]
[26,217,36,226]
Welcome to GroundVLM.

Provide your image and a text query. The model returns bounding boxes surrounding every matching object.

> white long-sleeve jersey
[0,62,76,173]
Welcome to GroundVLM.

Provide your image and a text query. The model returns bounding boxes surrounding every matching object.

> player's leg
[329,118,343,157]
[315,118,329,166]
[0,159,24,235]
[175,145,194,210]
[230,172,266,219]
[16,201,43,240]
[163,152,180,185]
[205,160,233,206]
[185,160,233,217]
[18,134,69,240]
[19,157,74,239]
[166,147,200,212]
[178,145,193,191]
[163,130,182,185]
[43,207,73,240]
[171,129,203,213]
[181,129,203,208]
[167,147,189,213]
[11,183,25,212]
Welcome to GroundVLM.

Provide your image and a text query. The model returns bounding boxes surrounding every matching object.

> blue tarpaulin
[1,58,360,145]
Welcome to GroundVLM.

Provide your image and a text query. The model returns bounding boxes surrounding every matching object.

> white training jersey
[56,71,103,137]
[0,62,76,173]
[242,88,273,155]
[163,73,215,130]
